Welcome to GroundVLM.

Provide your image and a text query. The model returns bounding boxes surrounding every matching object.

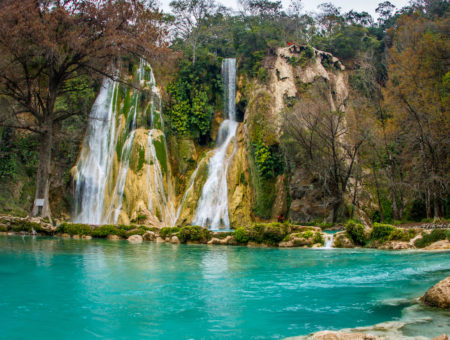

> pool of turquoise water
[0,235,448,339]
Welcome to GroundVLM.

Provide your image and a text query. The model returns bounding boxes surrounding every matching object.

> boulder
[127,234,143,243]
[279,240,294,247]
[221,235,237,245]
[421,276,450,309]
[333,232,353,248]
[107,234,121,241]
[432,335,449,340]
[61,233,71,238]
[72,234,81,239]
[82,235,92,240]
[378,241,412,250]
[155,236,165,243]
[424,240,450,250]
[170,235,181,244]
[207,237,222,245]
[143,231,156,241]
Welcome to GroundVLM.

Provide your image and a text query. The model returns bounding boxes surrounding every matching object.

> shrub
[10,220,42,233]
[262,223,289,244]
[370,223,395,242]
[414,229,449,248]
[178,226,211,243]
[301,230,314,239]
[58,222,92,235]
[159,227,179,239]
[345,220,367,246]
[234,227,249,243]
[0,224,7,232]
[313,232,324,245]
[91,225,126,238]
[388,228,417,242]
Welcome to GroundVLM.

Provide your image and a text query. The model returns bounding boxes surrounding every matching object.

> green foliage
[414,229,450,248]
[166,56,221,144]
[253,140,284,180]
[177,226,211,243]
[388,228,417,242]
[345,220,367,246]
[234,223,289,245]
[301,230,314,239]
[313,232,324,245]
[153,137,168,175]
[91,225,127,238]
[58,222,92,235]
[11,220,42,233]
[159,227,180,239]
[234,227,249,243]
[370,223,395,242]
[137,147,146,172]
[285,46,316,68]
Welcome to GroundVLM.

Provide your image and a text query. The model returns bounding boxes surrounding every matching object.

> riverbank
[1,215,449,250]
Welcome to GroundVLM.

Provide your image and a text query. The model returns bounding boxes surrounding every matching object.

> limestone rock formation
[290,330,381,340]
[424,240,450,250]
[421,276,450,309]
[127,234,143,243]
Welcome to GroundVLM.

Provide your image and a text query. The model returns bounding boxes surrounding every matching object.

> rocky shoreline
[0,215,449,251]
[288,276,450,340]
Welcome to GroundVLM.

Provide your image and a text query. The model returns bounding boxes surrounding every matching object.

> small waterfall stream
[192,58,238,230]
[73,60,174,225]
[323,233,335,249]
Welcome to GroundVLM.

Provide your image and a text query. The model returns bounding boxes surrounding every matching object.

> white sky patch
[159,0,412,17]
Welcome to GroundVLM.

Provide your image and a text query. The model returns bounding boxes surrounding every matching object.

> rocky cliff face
[240,45,350,224]
[64,47,351,228]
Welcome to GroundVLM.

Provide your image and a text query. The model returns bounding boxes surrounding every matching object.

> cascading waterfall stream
[73,78,119,224]
[192,58,238,230]
[73,60,174,225]
[323,233,335,249]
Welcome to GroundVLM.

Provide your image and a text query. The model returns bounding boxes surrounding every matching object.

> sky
[159,0,412,17]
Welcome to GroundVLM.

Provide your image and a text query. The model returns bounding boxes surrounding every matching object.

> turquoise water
[0,236,449,339]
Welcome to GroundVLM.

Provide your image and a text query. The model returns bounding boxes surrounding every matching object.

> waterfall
[324,234,334,249]
[73,60,174,225]
[192,58,238,230]
[73,78,118,224]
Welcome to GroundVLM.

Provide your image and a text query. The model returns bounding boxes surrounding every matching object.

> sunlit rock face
[72,60,176,226]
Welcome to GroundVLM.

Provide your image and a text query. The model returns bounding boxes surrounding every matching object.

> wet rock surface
[421,276,450,309]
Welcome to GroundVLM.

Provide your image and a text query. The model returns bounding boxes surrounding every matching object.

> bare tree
[282,84,365,222]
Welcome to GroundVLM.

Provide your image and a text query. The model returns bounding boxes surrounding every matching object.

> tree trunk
[31,120,53,218]
[433,192,440,219]
[372,165,384,221]
[426,188,432,219]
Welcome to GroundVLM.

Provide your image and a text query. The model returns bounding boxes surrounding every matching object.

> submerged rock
[421,276,450,309]
[127,234,143,243]
[291,330,381,339]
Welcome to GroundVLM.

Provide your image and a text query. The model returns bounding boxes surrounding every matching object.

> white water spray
[74,60,174,225]
[323,233,335,249]
[192,58,238,230]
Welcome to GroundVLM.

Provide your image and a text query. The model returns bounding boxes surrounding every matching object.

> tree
[170,0,216,64]
[383,13,449,219]
[282,83,365,222]
[0,0,168,218]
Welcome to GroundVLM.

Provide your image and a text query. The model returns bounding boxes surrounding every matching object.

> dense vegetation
[0,0,448,226]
